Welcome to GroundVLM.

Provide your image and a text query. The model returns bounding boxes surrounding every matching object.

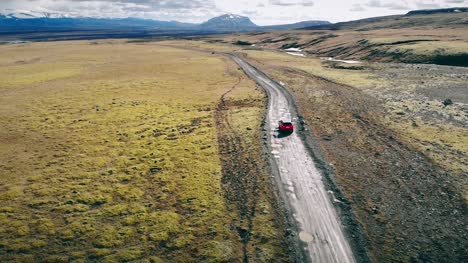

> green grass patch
[0,41,265,261]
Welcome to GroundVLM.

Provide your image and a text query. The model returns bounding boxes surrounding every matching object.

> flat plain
[1,12,467,261]
[0,41,288,262]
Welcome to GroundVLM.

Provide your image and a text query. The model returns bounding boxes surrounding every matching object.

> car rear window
[282,122,292,126]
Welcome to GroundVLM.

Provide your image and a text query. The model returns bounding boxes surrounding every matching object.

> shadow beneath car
[275,131,293,138]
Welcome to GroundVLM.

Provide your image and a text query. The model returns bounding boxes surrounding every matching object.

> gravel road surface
[229,54,355,263]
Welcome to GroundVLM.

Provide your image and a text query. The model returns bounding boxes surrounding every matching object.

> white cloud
[350,4,366,12]
[367,0,411,10]
[415,0,443,9]
[270,0,314,6]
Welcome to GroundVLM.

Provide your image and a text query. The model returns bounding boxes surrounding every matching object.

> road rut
[229,55,355,263]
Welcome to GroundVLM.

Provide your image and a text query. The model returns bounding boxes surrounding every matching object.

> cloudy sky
[1,0,466,25]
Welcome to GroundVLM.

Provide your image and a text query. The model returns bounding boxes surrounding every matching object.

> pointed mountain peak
[200,13,257,31]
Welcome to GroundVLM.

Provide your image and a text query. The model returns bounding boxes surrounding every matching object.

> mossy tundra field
[0,41,288,262]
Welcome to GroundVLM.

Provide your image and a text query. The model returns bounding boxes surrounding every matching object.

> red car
[278,120,294,133]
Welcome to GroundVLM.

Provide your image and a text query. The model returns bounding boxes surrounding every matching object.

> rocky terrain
[158,39,467,262]
[207,10,468,66]
[240,50,468,262]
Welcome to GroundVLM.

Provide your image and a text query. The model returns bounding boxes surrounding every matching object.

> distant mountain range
[3,7,463,35]
[406,7,468,15]
[1,9,76,19]
[302,7,468,30]
[0,11,330,33]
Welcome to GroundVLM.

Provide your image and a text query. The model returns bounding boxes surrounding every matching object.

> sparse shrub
[76,193,111,206]
[89,248,112,258]
[116,248,143,261]
[59,229,75,240]
[93,226,122,248]
[0,207,14,213]
[44,255,69,263]
[442,98,453,107]
[55,204,90,213]
[101,255,118,263]
[122,214,145,226]
[0,189,21,200]
[114,185,144,200]
[12,254,35,262]
[103,204,129,216]
[233,40,252,46]
[198,241,236,262]
[28,199,55,208]
[14,225,30,237]
[30,239,47,248]
[149,256,165,263]
[32,218,55,235]
[4,239,32,252]
[67,217,97,235]
[69,251,87,261]
[281,42,299,49]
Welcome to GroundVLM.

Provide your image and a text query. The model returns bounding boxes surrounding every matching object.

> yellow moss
[147,211,180,242]
[69,251,87,263]
[28,199,54,208]
[89,248,112,258]
[0,40,264,261]
[148,256,165,263]
[116,248,143,261]
[390,119,468,175]
[76,192,112,205]
[30,239,47,248]
[59,229,75,241]
[0,63,81,89]
[0,189,22,200]
[198,241,236,262]
[12,254,35,263]
[93,226,123,248]
[122,214,145,226]
[31,218,55,235]
[3,239,32,252]
[114,185,145,201]
[44,255,69,263]
[0,207,15,213]
[101,255,118,263]
[15,225,30,236]
[54,204,90,213]
[67,217,97,235]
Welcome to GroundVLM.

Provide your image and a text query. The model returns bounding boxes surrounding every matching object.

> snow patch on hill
[0,9,80,19]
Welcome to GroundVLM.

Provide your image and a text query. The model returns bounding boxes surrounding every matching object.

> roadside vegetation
[214,61,292,262]
[240,49,467,262]
[161,40,467,262]
[0,41,287,262]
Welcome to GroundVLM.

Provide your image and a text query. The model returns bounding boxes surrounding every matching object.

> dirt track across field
[229,54,356,263]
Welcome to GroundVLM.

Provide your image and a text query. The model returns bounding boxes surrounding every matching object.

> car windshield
[282,122,292,126]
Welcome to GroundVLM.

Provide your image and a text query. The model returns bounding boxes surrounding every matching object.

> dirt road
[229,55,356,263]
